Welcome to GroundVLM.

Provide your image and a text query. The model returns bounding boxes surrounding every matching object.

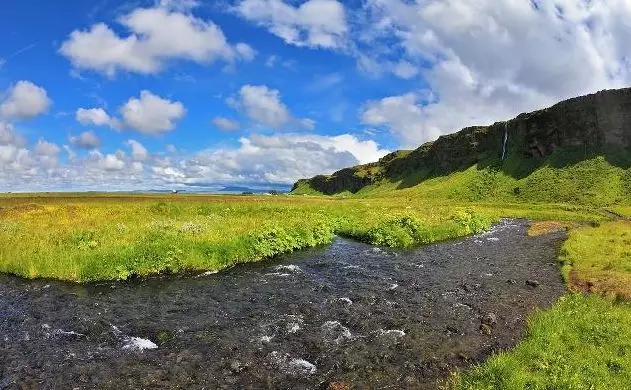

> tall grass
[0,193,607,282]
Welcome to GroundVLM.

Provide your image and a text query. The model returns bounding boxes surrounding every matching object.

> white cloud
[237,85,291,128]
[0,122,26,147]
[182,133,389,184]
[212,116,241,131]
[59,4,248,76]
[392,60,418,79]
[99,152,126,171]
[34,140,60,157]
[120,90,186,135]
[0,130,388,190]
[362,93,440,147]
[0,81,51,120]
[359,0,631,145]
[69,131,101,149]
[236,0,348,49]
[233,84,313,130]
[235,42,257,61]
[126,139,148,161]
[75,107,121,129]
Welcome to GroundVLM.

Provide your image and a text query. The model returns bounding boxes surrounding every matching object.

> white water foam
[377,329,406,338]
[269,351,317,376]
[321,321,353,344]
[111,324,158,351]
[122,337,158,351]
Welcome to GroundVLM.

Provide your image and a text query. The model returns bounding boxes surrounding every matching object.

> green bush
[452,208,493,235]
[364,216,432,248]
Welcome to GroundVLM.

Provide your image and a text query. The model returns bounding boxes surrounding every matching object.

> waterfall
[501,121,509,161]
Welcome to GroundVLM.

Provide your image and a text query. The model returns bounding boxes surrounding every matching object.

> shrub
[364,216,431,248]
[452,208,493,234]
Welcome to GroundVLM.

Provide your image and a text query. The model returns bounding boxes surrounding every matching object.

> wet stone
[526,279,541,288]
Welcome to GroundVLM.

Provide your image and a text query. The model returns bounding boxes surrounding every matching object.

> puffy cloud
[0,122,26,147]
[75,108,121,129]
[392,60,418,79]
[359,0,631,145]
[0,81,51,120]
[69,131,101,149]
[59,4,248,76]
[238,85,291,128]
[34,140,60,157]
[98,153,126,171]
[212,116,241,131]
[236,0,348,49]
[235,42,257,61]
[181,133,389,184]
[232,84,313,130]
[125,139,148,161]
[120,90,186,135]
[362,93,440,147]
[0,131,388,190]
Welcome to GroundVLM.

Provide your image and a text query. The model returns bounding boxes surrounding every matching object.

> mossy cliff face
[293,88,631,195]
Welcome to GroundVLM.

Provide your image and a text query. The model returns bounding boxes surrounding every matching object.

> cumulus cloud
[359,0,631,145]
[392,60,418,79]
[236,0,348,49]
[0,129,388,190]
[212,116,241,131]
[120,90,186,135]
[0,81,51,120]
[125,139,148,161]
[0,122,26,147]
[235,42,257,61]
[75,108,121,129]
[99,153,126,171]
[179,133,389,184]
[362,93,440,147]
[232,84,313,130]
[59,4,249,76]
[69,131,101,149]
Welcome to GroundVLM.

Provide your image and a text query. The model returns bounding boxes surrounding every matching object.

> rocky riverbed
[0,219,566,389]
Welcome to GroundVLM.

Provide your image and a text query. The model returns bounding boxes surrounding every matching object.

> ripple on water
[269,351,317,376]
[321,321,353,344]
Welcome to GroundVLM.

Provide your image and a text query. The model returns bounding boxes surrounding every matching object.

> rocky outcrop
[293,88,631,195]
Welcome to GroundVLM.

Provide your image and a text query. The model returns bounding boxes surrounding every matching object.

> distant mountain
[292,88,631,206]
[219,186,288,194]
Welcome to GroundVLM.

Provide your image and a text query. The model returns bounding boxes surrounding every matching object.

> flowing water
[0,219,566,389]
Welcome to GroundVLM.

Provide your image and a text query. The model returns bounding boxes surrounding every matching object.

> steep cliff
[292,88,631,197]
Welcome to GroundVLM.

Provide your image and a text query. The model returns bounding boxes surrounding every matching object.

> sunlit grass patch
[0,193,620,282]
[453,294,631,390]
[559,221,631,299]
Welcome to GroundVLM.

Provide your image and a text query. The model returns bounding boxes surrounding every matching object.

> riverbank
[453,220,631,389]
[0,219,566,389]
[0,193,609,282]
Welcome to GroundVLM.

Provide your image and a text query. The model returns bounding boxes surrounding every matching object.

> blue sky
[0,0,630,191]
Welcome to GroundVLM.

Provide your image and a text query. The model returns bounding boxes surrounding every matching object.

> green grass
[559,221,631,299]
[0,192,610,282]
[453,220,631,390]
[454,294,631,390]
[294,154,631,207]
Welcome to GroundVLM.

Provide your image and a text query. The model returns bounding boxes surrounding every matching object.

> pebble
[526,279,541,288]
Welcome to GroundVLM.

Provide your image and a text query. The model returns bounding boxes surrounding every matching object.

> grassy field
[0,192,610,282]
[1,175,630,388]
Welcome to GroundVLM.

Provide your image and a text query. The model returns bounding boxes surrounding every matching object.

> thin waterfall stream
[501,121,509,161]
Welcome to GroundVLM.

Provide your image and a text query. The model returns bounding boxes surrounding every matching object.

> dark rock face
[294,88,631,195]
